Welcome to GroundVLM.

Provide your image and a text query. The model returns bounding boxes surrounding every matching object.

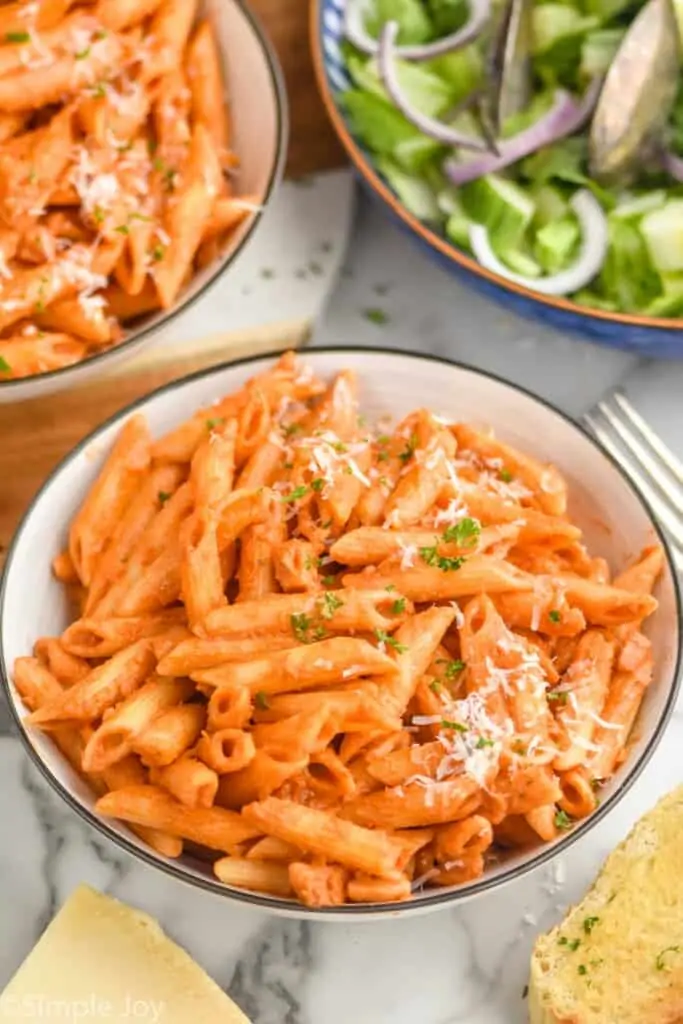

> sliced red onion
[663,149,683,182]
[344,0,491,61]
[445,79,602,184]
[378,22,493,152]
[469,189,608,296]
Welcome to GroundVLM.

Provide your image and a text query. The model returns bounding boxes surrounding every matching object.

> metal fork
[584,390,683,571]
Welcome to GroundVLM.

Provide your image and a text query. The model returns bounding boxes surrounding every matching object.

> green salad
[339,0,683,317]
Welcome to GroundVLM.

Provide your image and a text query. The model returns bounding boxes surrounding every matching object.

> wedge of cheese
[0,885,250,1023]
[529,785,683,1024]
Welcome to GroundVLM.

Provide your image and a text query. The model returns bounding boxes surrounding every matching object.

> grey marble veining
[2,182,683,1024]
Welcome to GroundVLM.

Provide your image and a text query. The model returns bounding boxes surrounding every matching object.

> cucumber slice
[376,157,441,221]
[641,200,683,273]
[460,174,536,250]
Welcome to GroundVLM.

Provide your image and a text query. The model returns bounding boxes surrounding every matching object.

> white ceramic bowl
[1,349,681,920]
[0,0,287,405]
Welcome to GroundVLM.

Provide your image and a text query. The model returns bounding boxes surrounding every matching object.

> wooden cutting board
[0,0,348,566]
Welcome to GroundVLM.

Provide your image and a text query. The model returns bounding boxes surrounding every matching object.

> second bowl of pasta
[1,348,680,918]
[0,0,287,403]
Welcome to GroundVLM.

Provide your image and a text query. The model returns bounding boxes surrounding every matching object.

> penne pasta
[96,784,260,850]
[16,354,662,906]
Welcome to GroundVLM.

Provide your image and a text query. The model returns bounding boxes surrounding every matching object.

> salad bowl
[311,0,683,356]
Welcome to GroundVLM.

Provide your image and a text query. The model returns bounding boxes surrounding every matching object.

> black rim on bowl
[0,0,289,394]
[1,346,681,916]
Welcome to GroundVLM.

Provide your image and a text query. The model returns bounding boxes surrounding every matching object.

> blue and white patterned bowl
[310,0,683,357]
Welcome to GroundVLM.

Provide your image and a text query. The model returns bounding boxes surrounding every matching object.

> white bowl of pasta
[1,348,681,919]
[0,0,287,403]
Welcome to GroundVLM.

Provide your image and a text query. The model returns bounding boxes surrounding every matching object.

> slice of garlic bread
[529,785,683,1024]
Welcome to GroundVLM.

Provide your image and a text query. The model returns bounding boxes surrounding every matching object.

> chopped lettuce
[534,216,580,273]
[532,5,600,85]
[376,156,442,220]
[426,45,483,103]
[365,0,434,44]
[599,220,662,311]
[426,0,469,35]
[394,134,446,173]
[460,174,536,249]
[347,54,456,117]
[341,90,421,153]
[579,28,624,79]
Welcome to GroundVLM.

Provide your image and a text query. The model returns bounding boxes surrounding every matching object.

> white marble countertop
[2,188,682,1024]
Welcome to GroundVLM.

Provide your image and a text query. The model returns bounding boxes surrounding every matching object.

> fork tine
[595,397,683,510]
[584,411,683,557]
[612,390,683,486]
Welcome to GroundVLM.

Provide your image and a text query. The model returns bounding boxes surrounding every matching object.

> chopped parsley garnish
[331,441,347,453]
[75,46,91,59]
[398,432,418,464]
[429,680,442,695]
[442,517,481,547]
[94,29,108,40]
[548,609,562,623]
[476,737,494,748]
[283,422,302,437]
[364,307,388,325]
[441,719,467,732]
[254,691,270,711]
[437,658,466,679]
[577,965,588,976]
[420,545,465,572]
[499,469,514,483]
[93,206,105,225]
[115,223,130,235]
[322,575,337,586]
[280,485,309,502]
[385,583,396,591]
[656,946,681,971]
[583,916,600,935]
[92,81,107,98]
[377,434,391,446]
[377,450,389,462]
[157,491,171,504]
[554,809,573,831]
[290,612,310,641]
[548,691,568,705]
[0,356,10,373]
[6,31,30,43]
[152,244,166,262]
[310,477,325,492]
[391,598,406,614]
[558,937,581,951]
[374,628,408,653]
[320,592,343,619]
[206,417,225,430]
